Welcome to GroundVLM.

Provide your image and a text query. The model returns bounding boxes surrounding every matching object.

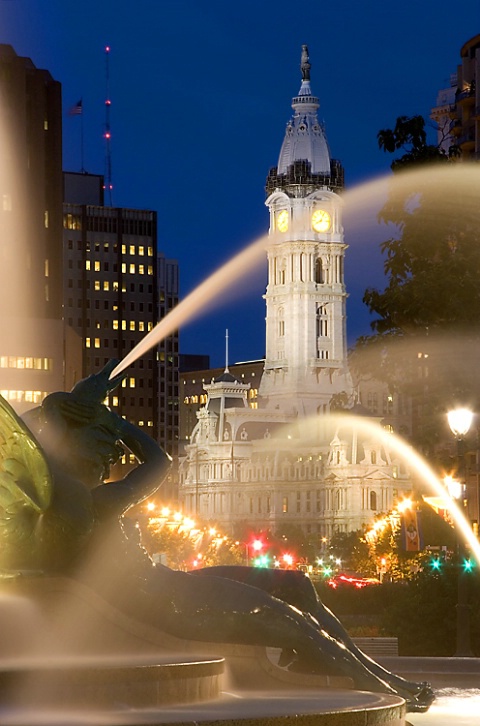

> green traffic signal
[463,558,474,572]
[254,554,270,568]
[430,558,442,571]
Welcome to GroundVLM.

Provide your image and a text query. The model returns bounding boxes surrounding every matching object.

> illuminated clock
[311,209,331,233]
[276,209,289,233]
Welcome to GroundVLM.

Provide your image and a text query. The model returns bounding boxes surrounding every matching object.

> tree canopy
[351,115,480,452]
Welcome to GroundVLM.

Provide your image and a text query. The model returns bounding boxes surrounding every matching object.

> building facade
[0,45,81,409]
[178,48,411,539]
[431,33,480,160]
[63,172,180,461]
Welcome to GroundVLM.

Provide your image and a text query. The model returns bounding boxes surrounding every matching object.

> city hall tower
[259,46,353,415]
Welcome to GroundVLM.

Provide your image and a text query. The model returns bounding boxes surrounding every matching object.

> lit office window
[139,321,145,332]
[85,260,91,270]
[103,281,109,291]
[129,264,135,274]
[130,321,135,331]
[113,320,119,330]
[121,263,126,273]
[138,265,145,275]
[129,245,135,255]
[138,246,145,256]
[148,265,153,275]
[85,338,91,348]
[122,320,127,330]
[148,247,153,256]
[94,338,100,348]
[121,245,126,254]
[94,261,101,272]
[129,377,135,388]
[94,281,100,291]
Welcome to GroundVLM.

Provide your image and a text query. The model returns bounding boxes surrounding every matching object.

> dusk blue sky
[1,1,479,367]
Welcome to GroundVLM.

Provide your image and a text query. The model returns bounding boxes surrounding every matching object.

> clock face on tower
[276,209,289,233]
[311,209,331,233]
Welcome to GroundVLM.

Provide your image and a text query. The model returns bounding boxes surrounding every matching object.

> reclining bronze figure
[0,361,434,712]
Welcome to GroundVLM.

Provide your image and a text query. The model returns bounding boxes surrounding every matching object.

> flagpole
[81,108,85,172]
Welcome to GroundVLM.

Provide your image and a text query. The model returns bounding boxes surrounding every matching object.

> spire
[225,328,229,373]
[265,45,344,194]
[275,45,328,176]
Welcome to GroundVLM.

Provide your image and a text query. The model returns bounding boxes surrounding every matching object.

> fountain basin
[0,655,224,709]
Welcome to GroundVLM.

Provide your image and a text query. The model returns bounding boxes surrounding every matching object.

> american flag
[69,99,83,116]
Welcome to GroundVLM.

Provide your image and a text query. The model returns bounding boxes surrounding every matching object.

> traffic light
[430,557,442,572]
[463,558,474,573]
[254,554,270,568]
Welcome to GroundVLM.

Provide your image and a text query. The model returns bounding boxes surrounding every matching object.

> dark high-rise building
[0,44,63,320]
[63,172,179,465]
[0,45,81,409]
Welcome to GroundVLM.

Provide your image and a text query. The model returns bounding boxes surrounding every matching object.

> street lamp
[447,407,474,657]
[447,408,474,439]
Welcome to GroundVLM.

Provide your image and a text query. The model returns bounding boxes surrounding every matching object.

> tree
[351,116,480,452]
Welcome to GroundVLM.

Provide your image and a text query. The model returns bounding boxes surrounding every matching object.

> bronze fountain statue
[0,361,434,713]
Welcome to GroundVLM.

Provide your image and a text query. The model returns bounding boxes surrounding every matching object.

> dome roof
[277,45,331,176]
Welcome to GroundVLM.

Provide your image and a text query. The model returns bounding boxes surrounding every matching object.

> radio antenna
[103,45,113,206]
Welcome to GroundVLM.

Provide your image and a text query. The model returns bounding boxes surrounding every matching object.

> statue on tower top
[301,44,311,81]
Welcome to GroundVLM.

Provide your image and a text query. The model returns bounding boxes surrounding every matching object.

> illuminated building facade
[0,45,81,408]
[431,33,480,160]
[63,172,180,461]
[179,48,411,539]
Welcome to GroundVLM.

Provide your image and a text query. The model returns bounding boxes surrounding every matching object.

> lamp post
[447,407,474,657]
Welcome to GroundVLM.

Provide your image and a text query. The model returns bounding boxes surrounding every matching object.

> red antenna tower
[103,45,113,206]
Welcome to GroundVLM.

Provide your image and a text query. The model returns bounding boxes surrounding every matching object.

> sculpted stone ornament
[0,361,434,713]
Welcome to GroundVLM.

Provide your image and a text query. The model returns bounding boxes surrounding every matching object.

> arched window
[315,258,323,283]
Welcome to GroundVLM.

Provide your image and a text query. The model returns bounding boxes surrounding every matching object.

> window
[370,491,377,510]
[317,305,328,337]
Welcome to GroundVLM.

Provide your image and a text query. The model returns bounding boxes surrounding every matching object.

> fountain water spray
[109,233,268,380]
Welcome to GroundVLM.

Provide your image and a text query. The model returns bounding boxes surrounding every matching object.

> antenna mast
[103,45,113,206]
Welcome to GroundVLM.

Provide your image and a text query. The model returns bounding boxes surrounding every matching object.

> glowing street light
[447,407,474,657]
[447,408,474,439]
